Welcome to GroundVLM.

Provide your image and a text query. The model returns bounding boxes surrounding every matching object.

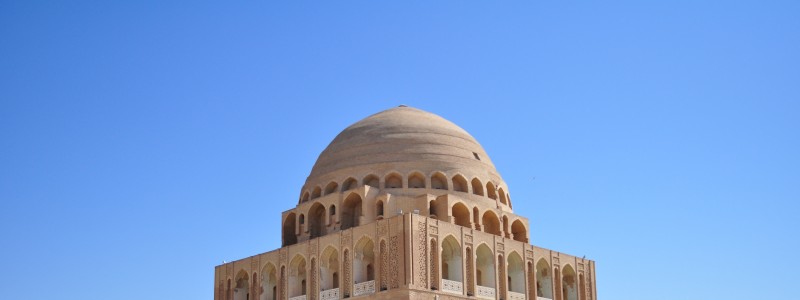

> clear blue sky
[1,1,798,299]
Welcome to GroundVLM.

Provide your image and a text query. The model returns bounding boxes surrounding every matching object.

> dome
[303,106,507,198]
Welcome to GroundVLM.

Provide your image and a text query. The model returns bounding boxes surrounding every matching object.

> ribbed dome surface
[304,106,505,190]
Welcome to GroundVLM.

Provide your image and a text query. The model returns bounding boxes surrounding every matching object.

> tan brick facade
[214,106,596,300]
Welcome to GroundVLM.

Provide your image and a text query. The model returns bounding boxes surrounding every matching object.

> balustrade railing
[320,288,339,300]
[476,286,496,300]
[353,280,375,297]
[537,297,553,300]
[441,279,463,294]
[289,295,307,300]
[508,291,526,300]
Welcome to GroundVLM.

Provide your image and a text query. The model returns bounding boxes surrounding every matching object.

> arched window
[507,253,525,294]
[511,220,528,243]
[324,182,339,195]
[329,205,336,225]
[363,174,379,188]
[486,182,497,200]
[452,203,471,228]
[452,175,468,193]
[234,271,250,300]
[562,265,577,300]
[475,244,495,291]
[342,178,358,191]
[441,236,463,287]
[298,214,305,234]
[481,211,502,236]
[376,200,384,217]
[384,173,402,188]
[429,200,438,219]
[341,193,363,230]
[320,247,340,291]
[283,213,297,246]
[289,255,307,298]
[536,259,553,299]
[354,237,375,292]
[301,191,310,203]
[408,172,425,188]
[309,203,326,238]
[311,186,321,199]
[431,172,448,190]
[260,264,277,300]
[498,188,508,205]
[471,178,484,196]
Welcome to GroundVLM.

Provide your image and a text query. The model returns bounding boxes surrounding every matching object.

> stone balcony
[441,279,463,294]
[476,286,496,300]
[320,288,339,300]
[537,297,553,300]
[508,291,526,300]
[289,295,307,300]
[353,280,375,297]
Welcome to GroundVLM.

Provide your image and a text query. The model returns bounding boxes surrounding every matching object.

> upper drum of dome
[304,106,505,189]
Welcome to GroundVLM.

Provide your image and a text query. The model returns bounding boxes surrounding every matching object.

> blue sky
[1,1,798,299]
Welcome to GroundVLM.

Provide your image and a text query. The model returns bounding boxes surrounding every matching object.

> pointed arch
[511,219,528,243]
[408,172,425,188]
[234,270,250,300]
[354,237,375,285]
[431,172,448,190]
[341,193,363,230]
[536,259,553,298]
[486,182,497,200]
[441,235,463,284]
[311,186,322,199]
[301,191,310,203]
[384,172,402,188]
[481,211,502,236]
[498,187,507,205]
[471,178,484,196]
[342,177,358,191]
[507,252,525,293]
[324,182,339,195]
[308,202,326,238]
[260,263,278,300]
[562,265,577,300]
[452,202,471,228]
[289,255,307,298]
[363,174,379,188]
[376,200,385,218]
[283,213,297,246]
[452,174,468,193]
[320,246,340,291]
[475,244,495,289]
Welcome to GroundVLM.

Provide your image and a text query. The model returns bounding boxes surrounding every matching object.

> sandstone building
[214,106,597,300]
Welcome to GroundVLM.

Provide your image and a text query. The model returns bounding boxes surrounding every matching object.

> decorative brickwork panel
[390,235,400,289]
[310,258,317,300]
[380,240,388,290]
[466,247,474,296]
[416,221,428,288]
[498,255,506,300]
[343,249,351,297]
[430,239,438,290]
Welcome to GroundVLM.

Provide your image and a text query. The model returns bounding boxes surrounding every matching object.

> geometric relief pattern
[390,235,400,289]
